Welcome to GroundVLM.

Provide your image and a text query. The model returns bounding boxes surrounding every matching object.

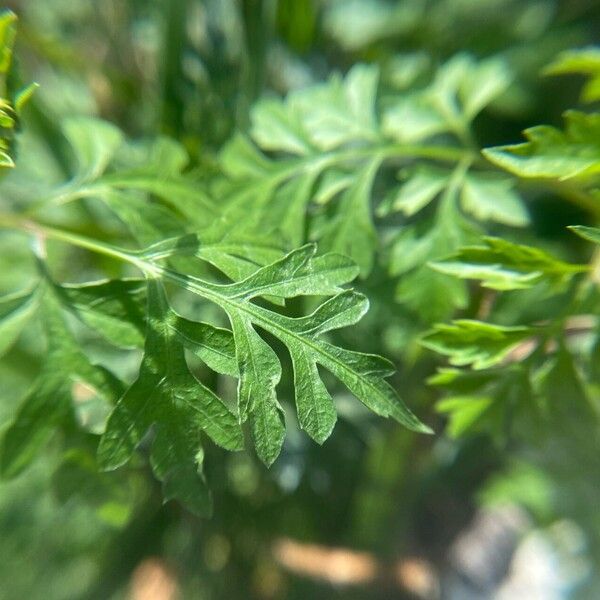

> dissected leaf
[483,110,600,180]
[217,55,519,280]
[431,236,586,290]
[147,243,431,464]
[421,319,533,369]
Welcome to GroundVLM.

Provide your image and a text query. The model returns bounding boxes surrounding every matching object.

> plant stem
[0,212,153,273]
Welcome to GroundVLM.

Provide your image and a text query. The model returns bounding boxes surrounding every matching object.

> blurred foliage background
[1,0,600,599]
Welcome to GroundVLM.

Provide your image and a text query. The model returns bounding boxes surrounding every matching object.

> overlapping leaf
[0,282,122,479]
[27,117,219,245]
[98,280,243,515]
[122,243,432,467]
[214,54,525,285]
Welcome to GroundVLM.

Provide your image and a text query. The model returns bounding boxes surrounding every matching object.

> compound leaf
[431,236,586,290]
[421,319,533,370]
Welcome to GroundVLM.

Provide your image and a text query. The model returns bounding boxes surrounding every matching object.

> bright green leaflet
[421,319,533,370]
[430,236,587,291]
[484,110,600,181]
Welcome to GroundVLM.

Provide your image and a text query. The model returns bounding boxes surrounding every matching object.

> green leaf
[35,118,219,243]
[138,233,283,284]
[80,240,421,472]
[457,56,511,120]
[320,156,383,275]
[291,64,380,150]
[100,189,187,246]
[436,395,494,438]
[216,134,318,250]
[98,280,244,515]
[381,168,528,227]
[0,287,39,357]
[460,173,529,226]
[544,47,600,103]
[569,225,600,245]
[431,236,586,290]
[383,54,511,144]
[250,97,313,155]
[228,310,285,465]
[314,170,354,205]
[63,117,124,183]
[382,165,449,216]
[172,316,238,378]
[215,54,513,283]
[148,243,431,462]
[382,94,449,143]
[390,180,478,320]
[0,284,122,478]
[483,110,600,180]
[421,319,533,369]
[57,279,146,348]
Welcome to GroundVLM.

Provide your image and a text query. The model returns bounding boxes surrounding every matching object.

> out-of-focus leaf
[0,285,122,478]
[98,280,244,515]
[544,47,600,103]
[431,236,586,290]
[421,319,533,369]
[320,156,382,274]
[436,395,494,438]
[460,173,529,226]
[483,111,600,180]
[0,287,39,357]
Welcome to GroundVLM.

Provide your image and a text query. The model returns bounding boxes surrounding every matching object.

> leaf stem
[0,212,155,274]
